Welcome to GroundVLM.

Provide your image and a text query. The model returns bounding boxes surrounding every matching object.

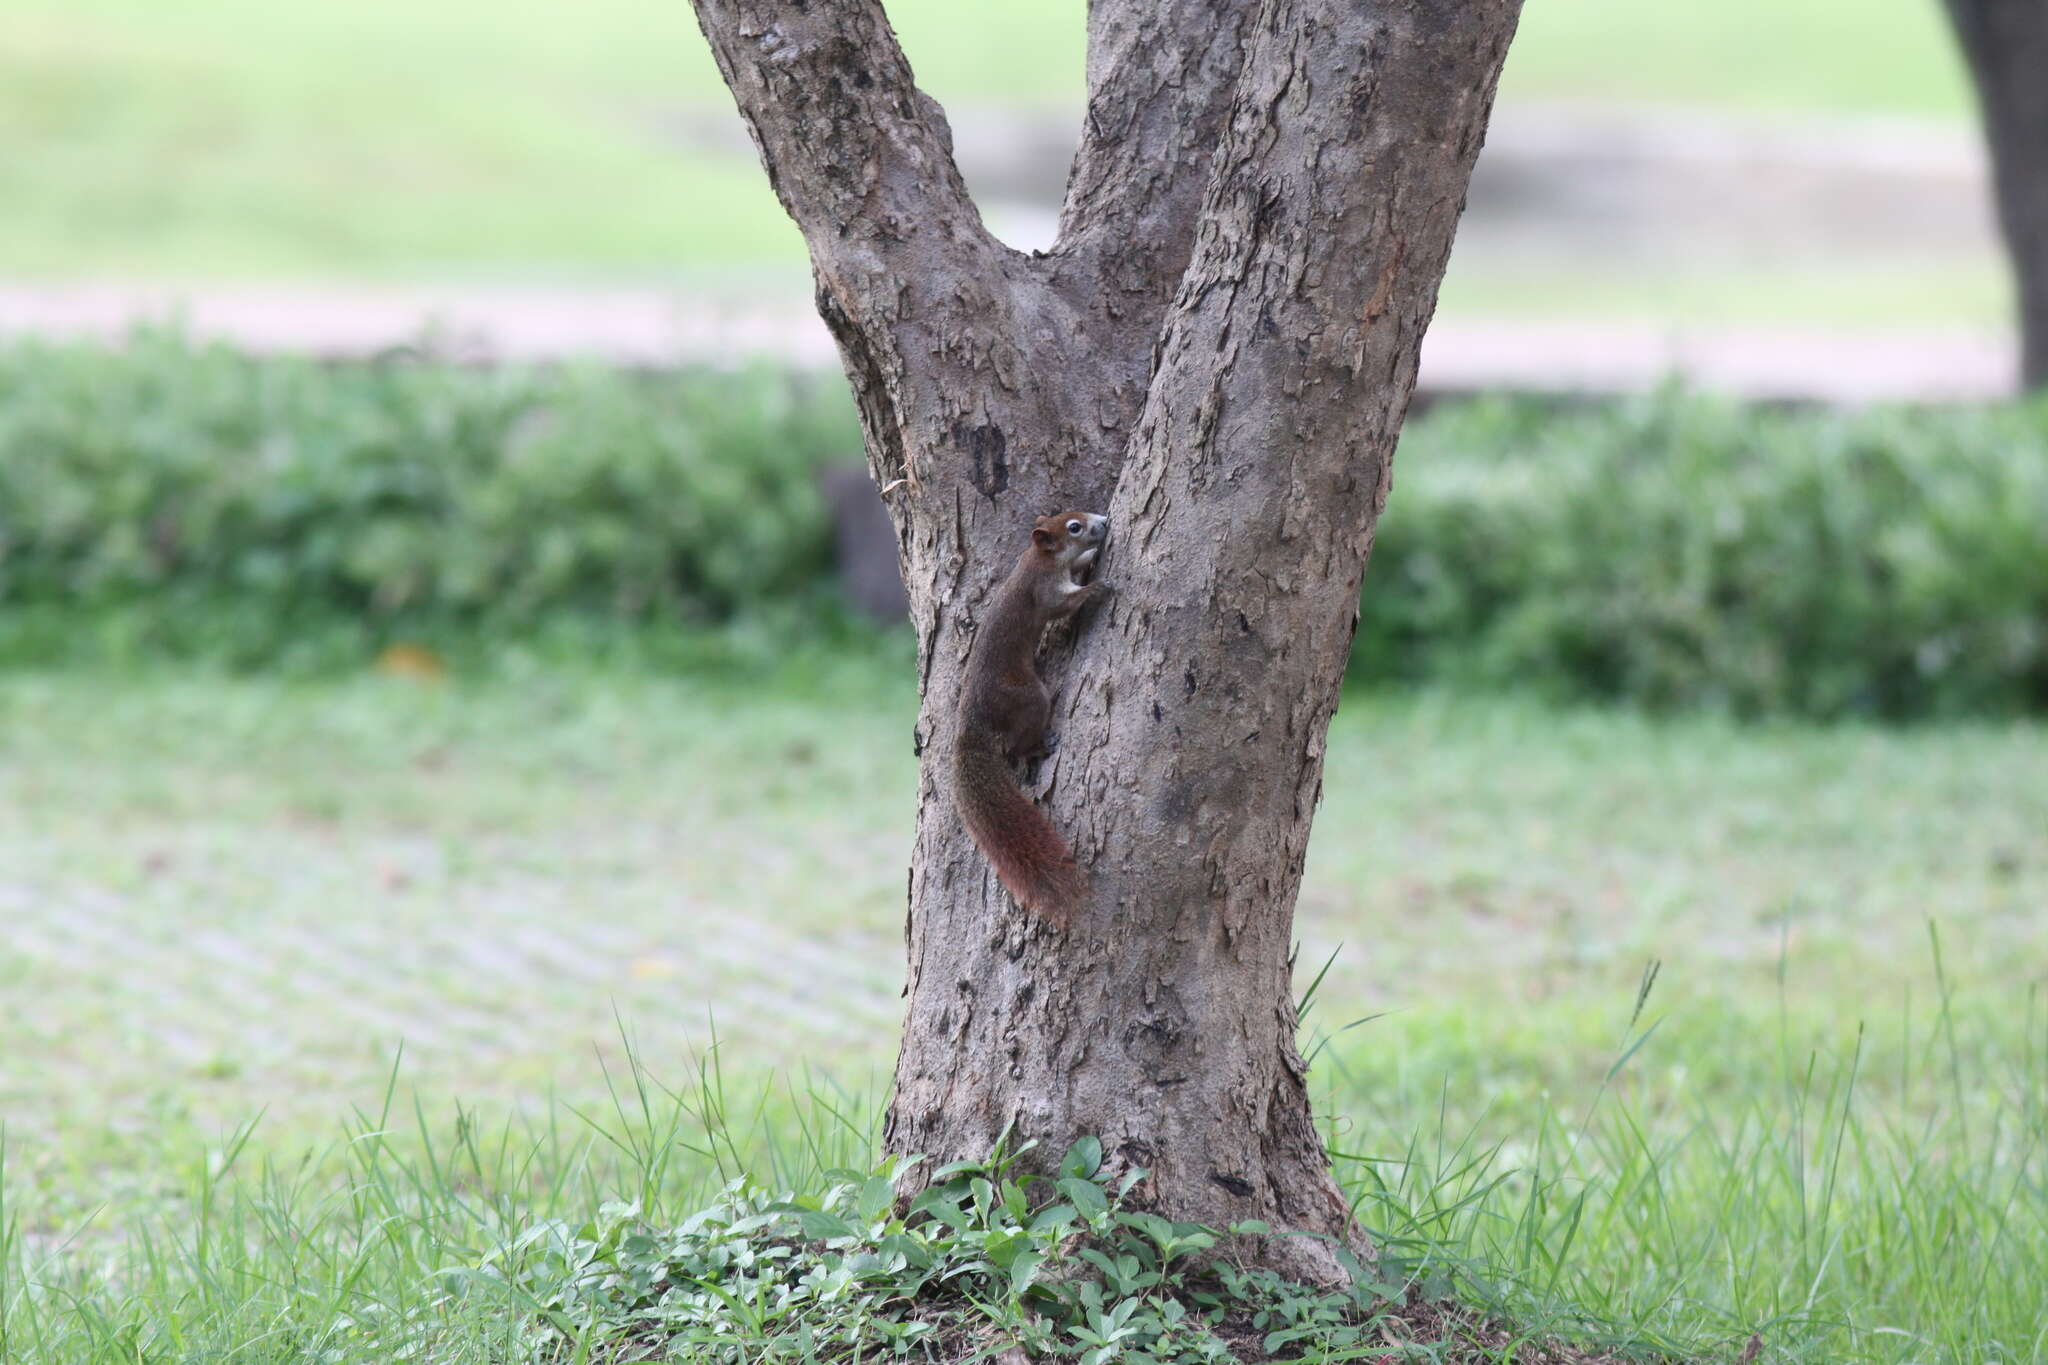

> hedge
[0,332,853,625]
[1370,394,2048,717]
[2,333,2043,716]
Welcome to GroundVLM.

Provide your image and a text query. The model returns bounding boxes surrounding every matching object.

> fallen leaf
[375,643,447,682]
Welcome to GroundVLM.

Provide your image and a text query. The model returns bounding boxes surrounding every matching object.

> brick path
[0,850,901,1140]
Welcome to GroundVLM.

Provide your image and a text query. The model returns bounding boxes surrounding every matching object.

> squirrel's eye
[1066,520,1082,535]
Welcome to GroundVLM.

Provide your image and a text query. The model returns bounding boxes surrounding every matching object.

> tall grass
[1329,937,2047,1361]
[4,942,2041,1363]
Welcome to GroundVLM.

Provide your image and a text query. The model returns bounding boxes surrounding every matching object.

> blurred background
[0,0,2018,390]
[2,2,2045,1358]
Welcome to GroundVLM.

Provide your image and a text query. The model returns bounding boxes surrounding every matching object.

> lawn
[2,663,2043,1360]
[0,0,1976,285]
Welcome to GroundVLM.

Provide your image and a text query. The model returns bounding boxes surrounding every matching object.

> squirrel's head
[1031,511,1108,584]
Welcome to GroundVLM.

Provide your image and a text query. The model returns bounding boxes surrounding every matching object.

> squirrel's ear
[1031,526,1056,551]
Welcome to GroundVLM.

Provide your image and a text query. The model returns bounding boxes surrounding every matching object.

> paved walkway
[0,283,2018,403]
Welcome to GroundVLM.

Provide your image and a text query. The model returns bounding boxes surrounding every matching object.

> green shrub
[2,334,2043,717]
[0,329,857,629]
[1364,392,2048,717]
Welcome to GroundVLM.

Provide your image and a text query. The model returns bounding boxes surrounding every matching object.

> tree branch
[1055,0,1259,306]
[1054,0,1522,1273]
[688,0,997,289]
[693,0,1072,508]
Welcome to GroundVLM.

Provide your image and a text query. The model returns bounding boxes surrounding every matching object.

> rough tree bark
[1944,0,2048,388]
[690,0,1521,1281]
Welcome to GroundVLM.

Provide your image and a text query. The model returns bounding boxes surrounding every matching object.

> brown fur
[953,511,1107,926]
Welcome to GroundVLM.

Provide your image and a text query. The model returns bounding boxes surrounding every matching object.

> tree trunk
[1946,0,2048,388]
[689,0,1521,1281]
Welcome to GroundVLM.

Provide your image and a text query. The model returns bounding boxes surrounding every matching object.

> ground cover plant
[4,336,2045,716]
[455,1136,1624,1364]
[1,667,2043,1361]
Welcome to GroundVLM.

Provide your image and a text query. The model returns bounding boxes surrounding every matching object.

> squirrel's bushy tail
[953,736,1087,925]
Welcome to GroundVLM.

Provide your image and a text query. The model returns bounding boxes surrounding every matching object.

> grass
[0,0,1977,288]
[1498,0,1969,118]
[2,660,2045,1360]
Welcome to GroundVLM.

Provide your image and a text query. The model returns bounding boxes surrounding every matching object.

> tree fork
[689,0,1522,1282]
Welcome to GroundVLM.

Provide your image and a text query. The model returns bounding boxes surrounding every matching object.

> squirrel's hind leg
[1000,681,1054,762]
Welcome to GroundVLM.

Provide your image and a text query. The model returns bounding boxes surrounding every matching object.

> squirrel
[953,510,1109,926]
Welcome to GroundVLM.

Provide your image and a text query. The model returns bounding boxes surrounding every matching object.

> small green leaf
[1030,1204,1078,1235]
[1058,1177,1109,1217]
[1010,1250,1045,1295]
[804,1207,860,1241]
[856,1175,896,1222]
[926,1198,971,1232]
